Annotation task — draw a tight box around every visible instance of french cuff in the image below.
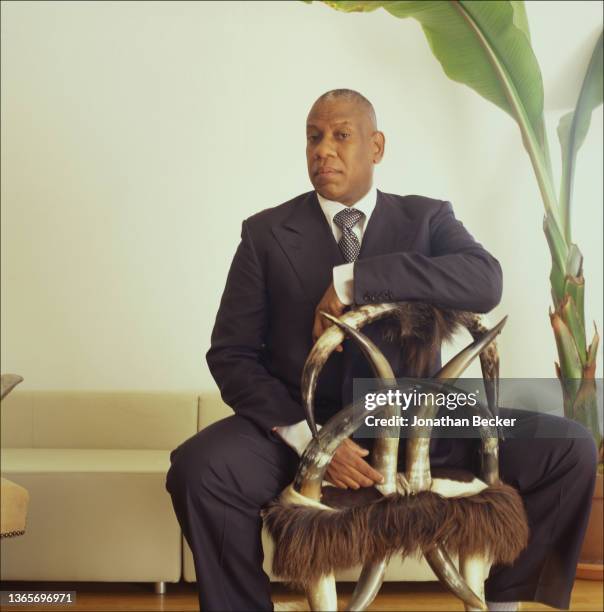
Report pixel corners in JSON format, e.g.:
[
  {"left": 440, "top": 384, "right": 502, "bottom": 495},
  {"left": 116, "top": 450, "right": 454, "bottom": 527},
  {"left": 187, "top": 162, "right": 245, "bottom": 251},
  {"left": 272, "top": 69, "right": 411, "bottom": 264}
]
[
  {"left": 273, "top": 420, "right": 322, "bottom": 456},
  {"left": 333, "top": 262, "right": 355, "bottom": 305}
]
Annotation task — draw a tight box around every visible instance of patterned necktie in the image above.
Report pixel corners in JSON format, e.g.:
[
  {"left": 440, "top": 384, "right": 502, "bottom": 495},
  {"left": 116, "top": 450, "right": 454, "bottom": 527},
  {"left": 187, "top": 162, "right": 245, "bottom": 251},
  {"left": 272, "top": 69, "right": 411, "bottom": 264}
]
[{"left": 333, "top": 207, "right": 364, "bottom": 262}]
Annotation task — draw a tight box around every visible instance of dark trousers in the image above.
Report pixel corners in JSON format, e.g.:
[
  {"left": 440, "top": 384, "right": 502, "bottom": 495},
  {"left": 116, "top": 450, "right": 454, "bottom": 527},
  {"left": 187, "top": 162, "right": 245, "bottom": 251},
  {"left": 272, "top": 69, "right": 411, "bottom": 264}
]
[{"left": 165, "top": 408, "right": 598, "bottom": 611}]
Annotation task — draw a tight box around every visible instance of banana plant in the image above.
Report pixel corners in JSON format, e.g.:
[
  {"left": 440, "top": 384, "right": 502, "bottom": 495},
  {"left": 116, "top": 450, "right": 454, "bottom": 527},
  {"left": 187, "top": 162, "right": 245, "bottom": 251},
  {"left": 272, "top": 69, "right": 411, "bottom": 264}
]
[{"left": 305, "top": 0, "right": 603, "bottom": 459}]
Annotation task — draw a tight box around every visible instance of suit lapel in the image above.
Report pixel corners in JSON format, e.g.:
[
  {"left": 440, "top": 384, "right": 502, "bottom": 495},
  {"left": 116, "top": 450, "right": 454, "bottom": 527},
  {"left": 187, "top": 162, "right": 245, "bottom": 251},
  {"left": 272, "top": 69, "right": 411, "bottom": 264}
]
[
  {"left": 358, "top": 189, "right": 417, "bottom": 260},
  {"left": 272, "top": 191, "right": 345, "bottom": 306}
]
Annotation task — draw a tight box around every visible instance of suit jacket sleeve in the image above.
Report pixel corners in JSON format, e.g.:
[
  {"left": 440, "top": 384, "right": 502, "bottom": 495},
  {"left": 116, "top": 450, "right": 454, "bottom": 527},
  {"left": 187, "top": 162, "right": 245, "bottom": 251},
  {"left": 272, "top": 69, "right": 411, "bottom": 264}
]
[
  {"left": 353, "top": 200, "right": 503, "bottom": 312},
  {"left": 206, "top": 219, "right": 305, "bottom": 433}
]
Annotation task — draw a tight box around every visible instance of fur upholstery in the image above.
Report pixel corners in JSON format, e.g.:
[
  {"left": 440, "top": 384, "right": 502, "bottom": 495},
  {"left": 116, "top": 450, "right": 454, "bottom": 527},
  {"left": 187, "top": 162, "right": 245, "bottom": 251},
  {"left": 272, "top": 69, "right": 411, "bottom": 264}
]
[
  {"left": 263, "top": 479, "right": 528, "bottom": 589},
  {"left": 381, "top": 304, "right": 472, "bottom": 377}
]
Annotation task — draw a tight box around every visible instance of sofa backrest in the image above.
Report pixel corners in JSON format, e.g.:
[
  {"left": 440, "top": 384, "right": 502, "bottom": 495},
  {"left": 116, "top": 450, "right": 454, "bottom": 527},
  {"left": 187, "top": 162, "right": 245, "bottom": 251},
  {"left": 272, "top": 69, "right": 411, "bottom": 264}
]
[
  {"left": 197, "top": 391, "right": 232, "bottom": 430},
  {"left": 1, "top": 391, "right": 198, "bottom": 450}
]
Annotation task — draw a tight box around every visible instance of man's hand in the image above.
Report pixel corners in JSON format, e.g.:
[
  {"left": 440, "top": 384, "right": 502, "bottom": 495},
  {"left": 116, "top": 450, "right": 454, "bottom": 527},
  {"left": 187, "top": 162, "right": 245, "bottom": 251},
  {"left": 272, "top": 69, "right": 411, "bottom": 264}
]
[
  {"left": 313, "top": 282, "right": 346, "bottom": 352},
  {"left": 325, "top": 438, "right": 385, "bottom": 489}
]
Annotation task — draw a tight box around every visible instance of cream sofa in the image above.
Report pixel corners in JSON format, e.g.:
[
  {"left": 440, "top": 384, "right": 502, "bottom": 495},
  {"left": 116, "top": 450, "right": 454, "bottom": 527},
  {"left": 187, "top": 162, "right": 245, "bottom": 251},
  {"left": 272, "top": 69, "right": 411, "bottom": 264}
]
[
  {"left": 0, "top": 391, "right": 197, "bottom": 591},
  {"left": 1, "top": 390, "right": 436, "bottom": 589}
]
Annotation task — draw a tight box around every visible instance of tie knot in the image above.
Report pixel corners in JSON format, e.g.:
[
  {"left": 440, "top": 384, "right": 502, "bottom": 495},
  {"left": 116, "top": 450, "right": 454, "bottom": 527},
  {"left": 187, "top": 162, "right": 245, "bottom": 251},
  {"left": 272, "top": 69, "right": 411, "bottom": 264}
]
[{"left": 333, "top": 207, "right": 364, "bottom": 230}]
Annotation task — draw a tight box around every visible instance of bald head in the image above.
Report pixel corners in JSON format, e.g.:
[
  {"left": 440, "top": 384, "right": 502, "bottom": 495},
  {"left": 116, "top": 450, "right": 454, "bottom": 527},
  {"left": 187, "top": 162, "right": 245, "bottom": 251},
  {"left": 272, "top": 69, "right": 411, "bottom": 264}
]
[
  {"left": 312, "top": 89, "right": 378, "bottom": 131},
  {"left": 306, "top": 89, "right": 385, "bottom": 205}
]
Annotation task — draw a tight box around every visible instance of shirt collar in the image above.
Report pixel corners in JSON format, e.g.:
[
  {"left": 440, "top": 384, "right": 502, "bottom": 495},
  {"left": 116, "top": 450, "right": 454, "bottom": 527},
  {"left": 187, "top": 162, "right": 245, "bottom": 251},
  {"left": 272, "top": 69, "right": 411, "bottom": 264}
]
[{"left": 316, "top": 183, "right": 377, "bottom": 227}]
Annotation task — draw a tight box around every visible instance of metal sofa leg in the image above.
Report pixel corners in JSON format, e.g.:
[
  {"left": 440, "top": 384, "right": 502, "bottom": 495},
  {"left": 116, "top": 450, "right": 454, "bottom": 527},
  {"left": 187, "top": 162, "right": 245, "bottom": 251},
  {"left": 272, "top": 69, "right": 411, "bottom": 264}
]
[{"left": 154, "top": 581, "right": 166, "bottom": 595}]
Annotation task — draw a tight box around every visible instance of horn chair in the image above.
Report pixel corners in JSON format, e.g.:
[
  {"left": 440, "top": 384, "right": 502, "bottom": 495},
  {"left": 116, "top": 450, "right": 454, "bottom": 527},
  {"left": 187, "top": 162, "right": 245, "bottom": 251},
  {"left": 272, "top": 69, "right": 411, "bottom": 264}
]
[{"left": 263, "top": 303, "right": 529, "bottom": 611}]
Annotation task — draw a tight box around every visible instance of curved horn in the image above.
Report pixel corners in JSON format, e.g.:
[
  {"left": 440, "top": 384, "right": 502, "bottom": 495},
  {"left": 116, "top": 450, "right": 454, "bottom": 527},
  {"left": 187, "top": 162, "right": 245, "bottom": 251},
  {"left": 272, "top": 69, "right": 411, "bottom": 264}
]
[
  {"left": 320, "top": 312, "right": 399, "bottom": 494},
  {"left": 460, "top": 553, "right": 492, "bottom": 611},
  {"left": 306, "top": 572, "right": 337, "bottom": 612},
  {"left": 405, "top": 319, "right": 505, "bottom": 609},
  {"left": 424, "top": 546, "right": 487, "bottom": 610},
  {"left": 302, "top": 303, "right": 401, "bottom": 436},
  {"left": 460, "top": 314, "right": 505, "bottom": 485},
  {"left": 406, "top": 316, "right": 507, "bottom": 492},
  {"left": 346, "top": 559, "right": 387, "bottom": 611},
  {"left": 435, "top": 316, "right": 507, "bottom": 380},
  {"left": 295, "top": 385, "right": 417, "bottom": 499},
  {"left": 462, "top": 314, "right": 503, "bottom": 422},
  {"left": 320, "top": 315, "right": 397, "bottom": 611}
]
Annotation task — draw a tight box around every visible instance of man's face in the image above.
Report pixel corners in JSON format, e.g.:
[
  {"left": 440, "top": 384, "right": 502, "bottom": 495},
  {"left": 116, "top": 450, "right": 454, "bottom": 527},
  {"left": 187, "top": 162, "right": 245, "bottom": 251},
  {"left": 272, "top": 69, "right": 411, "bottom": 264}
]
[{"left": 306, "top": 98, "right": 384, "bottom": 206}]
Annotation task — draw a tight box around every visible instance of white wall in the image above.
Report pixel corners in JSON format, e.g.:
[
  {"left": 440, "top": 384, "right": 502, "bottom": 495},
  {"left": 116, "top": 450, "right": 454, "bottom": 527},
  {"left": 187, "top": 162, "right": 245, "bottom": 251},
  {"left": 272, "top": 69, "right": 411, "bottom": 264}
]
[{"left": 1, "top": 0, "right": 602, "bottom": 392}]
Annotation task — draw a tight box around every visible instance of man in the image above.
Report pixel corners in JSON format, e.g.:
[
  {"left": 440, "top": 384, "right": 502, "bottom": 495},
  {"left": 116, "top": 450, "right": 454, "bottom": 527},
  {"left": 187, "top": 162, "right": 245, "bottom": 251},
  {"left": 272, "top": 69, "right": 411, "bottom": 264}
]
[{"left": 166, "top": 89, "right": 597, "bottom": 612}]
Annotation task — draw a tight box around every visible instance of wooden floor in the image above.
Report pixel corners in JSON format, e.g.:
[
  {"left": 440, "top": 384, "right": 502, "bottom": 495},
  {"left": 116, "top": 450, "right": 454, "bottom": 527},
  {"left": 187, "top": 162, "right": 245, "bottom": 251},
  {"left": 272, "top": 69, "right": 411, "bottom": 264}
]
[{"left": 0, "top": 579, "right": 602, "bottom": 611}]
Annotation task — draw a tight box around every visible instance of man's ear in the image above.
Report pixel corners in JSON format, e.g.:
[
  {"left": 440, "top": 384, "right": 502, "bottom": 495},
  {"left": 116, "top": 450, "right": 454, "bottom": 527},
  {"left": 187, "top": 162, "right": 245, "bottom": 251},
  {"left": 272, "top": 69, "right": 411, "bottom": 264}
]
[{"left": 372, "top": 131, "right": 385, "bottom": 164}]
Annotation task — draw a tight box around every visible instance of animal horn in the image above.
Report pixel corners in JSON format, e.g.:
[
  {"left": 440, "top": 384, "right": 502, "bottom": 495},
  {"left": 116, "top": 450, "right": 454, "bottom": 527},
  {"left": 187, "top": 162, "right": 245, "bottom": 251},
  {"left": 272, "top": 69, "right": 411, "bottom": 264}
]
[
  {"left": 406, "top": 316, "right": 507, "bottom": 492},
  {"left": 306, "top": 572, "right": 338, "bottom": 612},
  {"left": 320, "top": 312, "right": 400, "bottom": 494},
  {"left": 318, "top": 314, "right": 398, "bottom": 611},
  {"left": 346, "top": 559, "right": 387, "bottom": 611},
  {"left": 424, "top": 546, "right": 487, "bottom": 610},
  {"left": 326, "top": 316, "right": 504, "bottom": 609},
  {"left": 295, "top": 314, "right": 409, "bottom": 500},
  {"left": 459, "top": 314, "right": 505, "bottom": 486},
  {"left": 302, "top": 303, "right": 401, "bottom": 436},
  {"left": 462, "top": 314, "right": 502, "bottom": 422}
]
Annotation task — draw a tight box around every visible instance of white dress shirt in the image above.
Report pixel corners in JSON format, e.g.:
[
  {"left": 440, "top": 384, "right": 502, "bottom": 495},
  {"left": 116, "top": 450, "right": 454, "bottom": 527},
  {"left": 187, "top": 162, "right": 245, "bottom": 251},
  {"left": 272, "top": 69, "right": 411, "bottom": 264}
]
[{"left": 273, "top": 183, "right": 378, "bottom": 455}]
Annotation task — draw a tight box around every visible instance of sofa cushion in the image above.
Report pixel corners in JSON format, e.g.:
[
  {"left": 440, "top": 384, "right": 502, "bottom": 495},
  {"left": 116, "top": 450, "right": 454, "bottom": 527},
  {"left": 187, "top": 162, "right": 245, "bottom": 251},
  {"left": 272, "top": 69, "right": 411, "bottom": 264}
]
[{"left": 197, "top": 392, "right": 232, "bottom": 430}]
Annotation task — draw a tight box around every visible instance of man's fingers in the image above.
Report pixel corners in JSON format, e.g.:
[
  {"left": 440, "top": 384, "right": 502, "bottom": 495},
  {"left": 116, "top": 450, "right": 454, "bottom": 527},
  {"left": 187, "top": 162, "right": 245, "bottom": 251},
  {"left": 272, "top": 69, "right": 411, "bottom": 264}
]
[
  {"left": 342, "top": 476, "right": 361, "bottom": 490},
  {"left": 313, "top": 311, "right": 343, "bottom": 346},
  {"left": 312, "top": 315, "right": 326, "bottom": 343},
  {"left": 351, "top": 456, "right": 384, "bottom": 483},
  {"left": 328, "top": 462, "right": 375, "bottom": 489},
  {"left": 346, "top": 440, "right": 370, "bottom": 456},
  {"left": 330, "top": 469, "right": 362, "bottom": 490},
  {"left": 329, "top": 449, "right": 383, "bottom": 487},
  {"left": 325, "top": 470, "right": 348, "bottom": 490},
  {"left": 338, "top": 441, "right": 384, "bottom": 484},
  {"left": 341, "top": 466, "right": 374, "bottom": 488}
]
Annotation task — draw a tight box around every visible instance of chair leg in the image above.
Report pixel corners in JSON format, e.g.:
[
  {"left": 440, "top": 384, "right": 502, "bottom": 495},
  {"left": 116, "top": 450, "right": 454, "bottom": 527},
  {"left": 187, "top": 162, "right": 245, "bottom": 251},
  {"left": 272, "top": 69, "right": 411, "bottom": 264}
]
[
  {"left": 460, "top": 554, "right": 491, "bottom": 611},
  {"left": 305, "top": 572, "right": 337, "bottom": 611},
  {"left": 347, "top": 558, "right": 387, "bottom": 611},
  {"left": 154, "top": 581, "right": 166, "bottom": 595}
]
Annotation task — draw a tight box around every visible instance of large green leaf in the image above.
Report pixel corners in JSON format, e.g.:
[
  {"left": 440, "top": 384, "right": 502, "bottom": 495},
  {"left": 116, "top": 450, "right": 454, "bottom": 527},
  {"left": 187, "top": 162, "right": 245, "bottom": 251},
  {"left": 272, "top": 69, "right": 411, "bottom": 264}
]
[
  {"left": 312, "top": 0, "right": 560, "bottom": 225},
  {"left": 557, "top": 31, "right": 603, "bottom": 242}
]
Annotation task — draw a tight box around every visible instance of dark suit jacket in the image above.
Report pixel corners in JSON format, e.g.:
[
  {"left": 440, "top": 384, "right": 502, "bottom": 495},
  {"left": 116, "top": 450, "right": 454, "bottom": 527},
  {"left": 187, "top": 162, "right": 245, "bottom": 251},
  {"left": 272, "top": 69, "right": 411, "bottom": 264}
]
[{"left": 206, "top": 189, "right": 503, "bottom": 434}]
